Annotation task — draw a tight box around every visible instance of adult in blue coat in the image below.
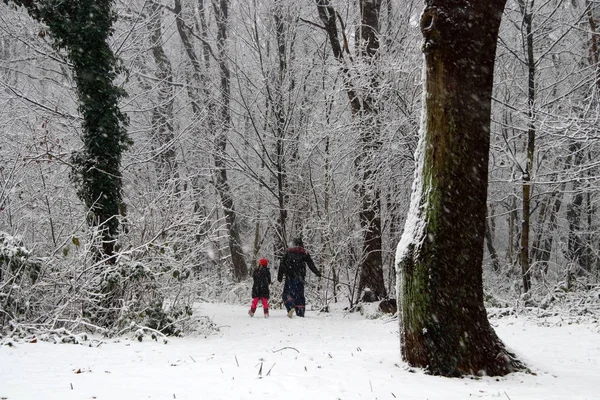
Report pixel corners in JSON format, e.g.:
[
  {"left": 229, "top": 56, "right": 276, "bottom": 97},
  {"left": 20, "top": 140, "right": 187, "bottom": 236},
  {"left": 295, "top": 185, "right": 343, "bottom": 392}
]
[{"left": 277, "top": 238, "right": 321, "bottom": 317}]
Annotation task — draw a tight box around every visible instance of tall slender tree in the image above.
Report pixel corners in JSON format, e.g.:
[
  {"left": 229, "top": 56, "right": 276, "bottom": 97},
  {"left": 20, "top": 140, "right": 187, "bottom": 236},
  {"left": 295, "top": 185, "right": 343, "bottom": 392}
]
[
  {"left": 396, "top": 0, "right": 524, "bottom": 376},
  {"left": 148, "top": 0, "right": 179, "bottom": 192},
  {"left": 174, "top": 0, "right": 247, "bottom": 281},
  {"left": 315, "top": 0, "right": 387, "bottom": 301},
  {"left": 354, "top": 0, "right": 386, "bottom": 302},
  {"left": 213, "top": 0, "right": 248, "bottom": 281},
  {"left": 516, "top": 0, "right": 535, "bottom": 293}
]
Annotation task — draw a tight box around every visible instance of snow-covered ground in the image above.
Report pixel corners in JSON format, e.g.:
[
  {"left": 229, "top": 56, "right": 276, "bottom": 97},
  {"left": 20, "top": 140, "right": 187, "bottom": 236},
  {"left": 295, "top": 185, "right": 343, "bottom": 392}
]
[{"left": 1, "top": 302, "right": 598, "bottom": 399}]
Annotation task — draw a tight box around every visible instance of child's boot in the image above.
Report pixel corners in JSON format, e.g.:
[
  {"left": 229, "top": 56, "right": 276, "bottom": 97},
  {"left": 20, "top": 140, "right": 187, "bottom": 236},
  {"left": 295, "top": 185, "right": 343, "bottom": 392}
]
[
  {"left": 248, "top": 308, "right": 255, "bottom": 317},
  {"left": 264, "top": 309, "right": 269, "bottom": 318}
]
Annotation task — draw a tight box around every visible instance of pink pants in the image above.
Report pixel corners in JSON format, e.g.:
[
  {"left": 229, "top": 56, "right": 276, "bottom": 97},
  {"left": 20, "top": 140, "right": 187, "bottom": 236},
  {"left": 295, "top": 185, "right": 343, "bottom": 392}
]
[{"left": 250, "top": 297, "right": 269, "bottom": 313}]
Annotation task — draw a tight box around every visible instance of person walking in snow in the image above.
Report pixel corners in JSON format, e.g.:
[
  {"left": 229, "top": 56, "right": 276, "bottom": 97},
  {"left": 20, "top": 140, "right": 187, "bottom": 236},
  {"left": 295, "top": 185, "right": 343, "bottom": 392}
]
[
  {"left": 278, "top": 237, "right": 321, "bottom": 317},
  {"left": 249, "top": 258, "right": 272, "bottom": 318}
]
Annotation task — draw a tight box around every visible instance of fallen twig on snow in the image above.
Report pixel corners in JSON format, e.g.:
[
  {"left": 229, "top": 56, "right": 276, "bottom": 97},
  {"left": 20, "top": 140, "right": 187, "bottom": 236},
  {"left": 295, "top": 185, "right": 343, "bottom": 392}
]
[{"left": 272, "top": 346, "right": 299, "bottom": 353}]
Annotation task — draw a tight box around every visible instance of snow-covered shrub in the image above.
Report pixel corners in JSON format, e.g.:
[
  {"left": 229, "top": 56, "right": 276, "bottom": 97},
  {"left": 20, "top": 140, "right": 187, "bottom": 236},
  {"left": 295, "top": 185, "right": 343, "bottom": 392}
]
[
  {"left": 0, "top": 231, "right": 39, "bottom": 281},
  {"left": 78, "top": 245, "right": 200, "bottom": 336},
  {"left": 0, "top": 223, "right": 214, "bottom": 339},
  {"left": 0, "top": 232, "right": 41, "bottom": 328}
]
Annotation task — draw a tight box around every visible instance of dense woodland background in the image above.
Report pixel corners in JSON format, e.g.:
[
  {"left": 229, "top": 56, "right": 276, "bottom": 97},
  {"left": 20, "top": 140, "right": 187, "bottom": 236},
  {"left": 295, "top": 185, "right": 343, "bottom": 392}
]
[{"left": 1, "top": 0, "right": 599, "bottom": 336}]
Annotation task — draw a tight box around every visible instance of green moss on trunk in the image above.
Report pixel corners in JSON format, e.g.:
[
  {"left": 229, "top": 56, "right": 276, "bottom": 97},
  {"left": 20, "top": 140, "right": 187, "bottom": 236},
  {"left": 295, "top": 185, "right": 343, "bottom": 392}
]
[{"left": 398, "top": 1, "right": 525, "bottom": 377}]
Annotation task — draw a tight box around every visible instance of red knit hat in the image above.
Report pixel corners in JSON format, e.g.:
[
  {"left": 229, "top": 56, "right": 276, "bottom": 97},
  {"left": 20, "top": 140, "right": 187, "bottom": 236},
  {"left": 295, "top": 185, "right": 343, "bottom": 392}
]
[{"left": 259, "top": 258, "right": 268, "bottom": 266}]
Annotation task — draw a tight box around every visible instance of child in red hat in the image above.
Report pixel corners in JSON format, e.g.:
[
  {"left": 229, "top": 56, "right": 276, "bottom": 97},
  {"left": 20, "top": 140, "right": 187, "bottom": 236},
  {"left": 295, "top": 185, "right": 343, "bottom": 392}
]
[{"left": 249, "top": 258, "right": 271, "bottom": 318}]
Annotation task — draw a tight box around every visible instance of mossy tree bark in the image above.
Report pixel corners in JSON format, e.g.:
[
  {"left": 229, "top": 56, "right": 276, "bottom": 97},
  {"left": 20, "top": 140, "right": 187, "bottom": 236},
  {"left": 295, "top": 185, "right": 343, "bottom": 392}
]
[
  {"left": 396, "top": 0, "right": 525, "bottom": 376},
  {"left": 8, "top": 0, "right": 130, "bottom": 261}
]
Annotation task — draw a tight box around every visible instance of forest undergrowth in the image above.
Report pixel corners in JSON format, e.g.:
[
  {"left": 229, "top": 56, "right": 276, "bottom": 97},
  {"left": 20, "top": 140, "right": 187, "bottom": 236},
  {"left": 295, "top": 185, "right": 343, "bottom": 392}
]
[{"left": 2, "top": 230, "right": 599, "bottom": 346}]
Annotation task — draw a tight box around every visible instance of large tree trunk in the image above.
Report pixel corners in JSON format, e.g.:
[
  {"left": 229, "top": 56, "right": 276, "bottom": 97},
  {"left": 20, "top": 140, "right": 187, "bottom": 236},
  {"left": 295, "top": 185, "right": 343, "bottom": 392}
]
[{"left": 396, "top": 1, "right": 524, "bottom": 376}]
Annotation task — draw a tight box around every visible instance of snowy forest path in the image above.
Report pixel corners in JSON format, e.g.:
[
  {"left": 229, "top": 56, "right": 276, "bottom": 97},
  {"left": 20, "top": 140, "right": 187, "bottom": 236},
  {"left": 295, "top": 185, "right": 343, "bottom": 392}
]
[
  {"left": 1, "top": 303, "right": 599, "bottom": 399},
  {"left": 196, "top": 302, "right": 401, "bottom": 397}
]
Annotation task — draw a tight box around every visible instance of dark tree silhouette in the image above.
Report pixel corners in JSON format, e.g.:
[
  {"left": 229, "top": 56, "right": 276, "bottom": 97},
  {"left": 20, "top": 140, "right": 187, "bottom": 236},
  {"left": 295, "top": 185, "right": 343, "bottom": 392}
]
[
  {"left": 396, "top": 0, "right": 525, "bottom": 376},
  {"left": 8, "top": 0, "right": 130, "bottom": 261}
]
